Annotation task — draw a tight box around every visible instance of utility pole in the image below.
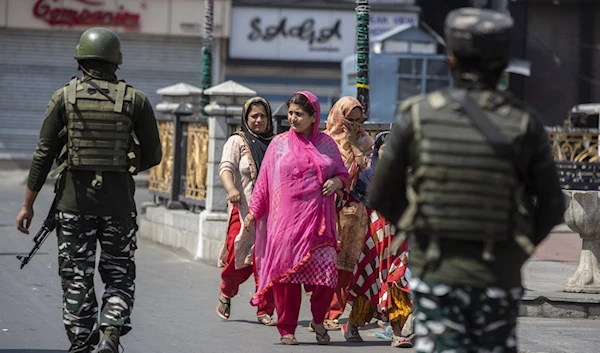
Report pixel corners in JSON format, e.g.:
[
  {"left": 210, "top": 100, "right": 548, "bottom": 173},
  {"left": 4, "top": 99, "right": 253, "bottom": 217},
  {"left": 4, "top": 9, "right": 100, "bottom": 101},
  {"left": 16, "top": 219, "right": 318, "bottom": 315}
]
[
  {"left": 355, "top": 0, "right": 370, "bottom": 121},
  {"left": 200, "top": 0, "right": 214, "bottom": 118}
]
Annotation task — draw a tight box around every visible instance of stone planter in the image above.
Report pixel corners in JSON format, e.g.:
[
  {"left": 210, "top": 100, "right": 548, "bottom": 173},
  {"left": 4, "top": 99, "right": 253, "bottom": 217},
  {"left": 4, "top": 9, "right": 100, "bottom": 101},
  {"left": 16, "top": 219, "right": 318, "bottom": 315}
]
[{"left": 563, "top": 190, "right": 600, "bottom": 293}]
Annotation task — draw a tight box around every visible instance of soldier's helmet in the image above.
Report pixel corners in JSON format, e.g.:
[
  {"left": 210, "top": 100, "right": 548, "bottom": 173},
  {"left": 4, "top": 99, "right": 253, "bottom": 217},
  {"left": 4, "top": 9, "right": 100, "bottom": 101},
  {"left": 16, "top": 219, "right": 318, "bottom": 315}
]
[
  {"left": 74, "top": 27, "right": 122, "bottom": 65},
  {"left": 444, "top": 8, "right": 513, "bottom": 61}
]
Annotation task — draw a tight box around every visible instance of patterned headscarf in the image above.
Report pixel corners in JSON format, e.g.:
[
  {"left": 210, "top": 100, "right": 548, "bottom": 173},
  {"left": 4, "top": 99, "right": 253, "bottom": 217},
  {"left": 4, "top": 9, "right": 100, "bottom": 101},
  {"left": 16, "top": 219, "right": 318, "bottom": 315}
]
[
  {"left": 324, "top": 96, "right": 374, "bottom": 188},
  {"left": 236, "top": 97, "right": 274, "bottom": 173}
]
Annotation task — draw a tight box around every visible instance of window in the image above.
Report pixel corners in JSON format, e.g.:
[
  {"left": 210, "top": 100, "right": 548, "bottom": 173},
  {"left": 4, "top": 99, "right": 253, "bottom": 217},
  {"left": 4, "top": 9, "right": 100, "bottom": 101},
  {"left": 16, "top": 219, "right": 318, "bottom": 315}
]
[
  {"left": 347, "top": 73, "right": 357, "bottom": 85},
  {"left": 396, "top": 56, "right": 451, "bottom": 103},
  {"left": 398, "top": 58, "right": 423, "bottom": 75},
  {"left": 398, "top": 78, "right": 423, "bottom": 102}
]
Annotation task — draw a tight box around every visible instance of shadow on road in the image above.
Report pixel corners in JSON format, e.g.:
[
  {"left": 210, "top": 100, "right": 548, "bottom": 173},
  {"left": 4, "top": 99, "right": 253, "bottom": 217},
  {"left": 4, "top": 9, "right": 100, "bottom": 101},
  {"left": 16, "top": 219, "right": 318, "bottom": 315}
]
[
  {"left": 0, "top": 253, "right": 49, "bottom": 256},
  {"left": 0, "top": 351, "right": 66, "bottom": 353}
]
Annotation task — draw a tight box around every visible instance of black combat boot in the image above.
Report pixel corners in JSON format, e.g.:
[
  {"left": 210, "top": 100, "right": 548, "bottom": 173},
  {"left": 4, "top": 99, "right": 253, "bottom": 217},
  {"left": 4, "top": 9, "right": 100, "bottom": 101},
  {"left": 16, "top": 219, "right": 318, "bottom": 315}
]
[{"left": 96, "top": 326, "right": 120, "bottom": 353}]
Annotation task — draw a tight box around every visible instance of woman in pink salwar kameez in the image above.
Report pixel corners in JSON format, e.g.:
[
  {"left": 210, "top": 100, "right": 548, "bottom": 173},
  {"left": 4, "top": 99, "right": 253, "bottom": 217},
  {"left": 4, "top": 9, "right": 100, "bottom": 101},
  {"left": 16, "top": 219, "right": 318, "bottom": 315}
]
[{"left": 244, "top": 91, "right": 348, "bottom": 345}]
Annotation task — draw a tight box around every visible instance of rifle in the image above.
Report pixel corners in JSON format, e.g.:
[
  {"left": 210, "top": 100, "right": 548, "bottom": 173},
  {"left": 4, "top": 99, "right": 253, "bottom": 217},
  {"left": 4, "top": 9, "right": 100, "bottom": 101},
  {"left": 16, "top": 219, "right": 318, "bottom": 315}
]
[{"left": 17, "top": 197, "right": 59, "bottom": 269}]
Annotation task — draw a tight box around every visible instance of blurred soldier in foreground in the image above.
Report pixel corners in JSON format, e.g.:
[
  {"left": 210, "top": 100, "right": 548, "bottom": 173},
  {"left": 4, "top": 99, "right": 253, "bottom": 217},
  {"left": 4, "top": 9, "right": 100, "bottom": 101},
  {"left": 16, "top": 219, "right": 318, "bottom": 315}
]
[
  {"left": 369, "top": 8, "right": 565, "bottom": 353},
  {"left": 16, "top": 27, "right": 161, "bottom": 353}
]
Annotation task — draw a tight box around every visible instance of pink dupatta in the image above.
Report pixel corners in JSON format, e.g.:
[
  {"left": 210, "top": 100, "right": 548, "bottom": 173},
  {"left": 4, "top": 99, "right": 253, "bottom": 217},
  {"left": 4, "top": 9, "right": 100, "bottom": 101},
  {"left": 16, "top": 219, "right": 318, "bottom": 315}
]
[{"left": 248, "top": 91, "right": 349, "bottom": 305}]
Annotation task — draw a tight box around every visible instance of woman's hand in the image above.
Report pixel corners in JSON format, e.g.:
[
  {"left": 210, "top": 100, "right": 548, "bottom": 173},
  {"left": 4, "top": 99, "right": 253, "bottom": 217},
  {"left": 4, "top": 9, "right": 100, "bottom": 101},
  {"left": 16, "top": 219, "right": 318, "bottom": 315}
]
[
  {"left": 244, "top": 213, "right": 255, "bottom": 231},
  {"left": 226, "top": 189, "right": 241, "bottom": 204},
  {"left": 322, "top": 177, "right": 343, "bottom": 196},
  {"left": 343, "top": 122, "right": 360, "bottom": 146}
]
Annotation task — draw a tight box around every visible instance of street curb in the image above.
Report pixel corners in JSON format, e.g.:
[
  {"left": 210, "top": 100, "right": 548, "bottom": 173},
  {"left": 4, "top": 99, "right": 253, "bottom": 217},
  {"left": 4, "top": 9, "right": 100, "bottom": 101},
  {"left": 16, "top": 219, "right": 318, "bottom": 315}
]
[{"left": 520, "top": 291, "right": 600, "bottom": 319}]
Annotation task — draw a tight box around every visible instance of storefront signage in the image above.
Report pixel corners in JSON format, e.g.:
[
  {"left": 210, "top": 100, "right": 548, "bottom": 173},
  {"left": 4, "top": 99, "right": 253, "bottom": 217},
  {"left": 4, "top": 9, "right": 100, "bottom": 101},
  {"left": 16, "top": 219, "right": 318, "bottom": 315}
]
[
  {"left": 230, "top": 7, "right": 419, "bottom": 62},
  {"left": 32, "top": 0, "right": 141, "bottom": 30},
  {"left": 248, "top": 17, "right": 342, "bottom": 45},
  {"left": 370, "top": 13, "right": 418, "bottom": 36}
]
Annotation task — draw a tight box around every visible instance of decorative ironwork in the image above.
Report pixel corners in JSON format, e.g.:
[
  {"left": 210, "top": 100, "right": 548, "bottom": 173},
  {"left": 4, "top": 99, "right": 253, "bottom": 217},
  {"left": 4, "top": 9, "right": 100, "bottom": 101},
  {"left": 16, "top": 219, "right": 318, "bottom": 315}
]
[
  {"left": 185, "top": 122, "right": 209, "bottom": 200},
  {"left": 546, "top": 127, "right": 600, "bottom": 190},
  {"left": 149, "top": 120, "right": 174, "bottom": 194},
  {"left": 546, "top": 128, "right": 599, "bottom": 162}
]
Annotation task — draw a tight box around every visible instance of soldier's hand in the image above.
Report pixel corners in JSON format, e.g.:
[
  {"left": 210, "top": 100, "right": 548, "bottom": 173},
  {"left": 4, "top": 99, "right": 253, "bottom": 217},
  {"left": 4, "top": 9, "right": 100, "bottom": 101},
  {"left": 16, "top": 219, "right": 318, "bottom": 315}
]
[
  {"left": 16, "top": 206, "right": 34, "bottom": 235},
  {"left": 244, "top": 213, "right": 255, "bottom": 231}
]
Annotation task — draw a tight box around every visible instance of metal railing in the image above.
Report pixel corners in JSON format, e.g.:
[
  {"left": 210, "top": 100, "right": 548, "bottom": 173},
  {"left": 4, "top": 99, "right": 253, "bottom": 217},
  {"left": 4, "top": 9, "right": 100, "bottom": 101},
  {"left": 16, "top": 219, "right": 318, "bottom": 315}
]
[
  {"left": 149, "top": 121, "right": 600, "bottom": 210},
  {"left": 149, "top": 114, "right": 208, "bottom": 212},
  {"left": 546, "top": 127, "right": 600, "bottom": 190}
]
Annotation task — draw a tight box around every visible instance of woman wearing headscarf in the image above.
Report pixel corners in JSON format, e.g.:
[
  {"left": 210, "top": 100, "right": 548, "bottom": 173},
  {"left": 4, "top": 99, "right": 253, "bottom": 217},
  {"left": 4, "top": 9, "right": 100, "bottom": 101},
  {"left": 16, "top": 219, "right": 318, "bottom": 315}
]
[
  {"left": 244, "top": 91, "right": 349, "bottom": 345},
  {"left": 216, "top": 97, "right": 277, "bottom": 326},
  {"left": 337, "top": 132, "right": 413, "bottom": 348},
  {"left": 322, "top": 96, "right": 374, "bottom": 329}
]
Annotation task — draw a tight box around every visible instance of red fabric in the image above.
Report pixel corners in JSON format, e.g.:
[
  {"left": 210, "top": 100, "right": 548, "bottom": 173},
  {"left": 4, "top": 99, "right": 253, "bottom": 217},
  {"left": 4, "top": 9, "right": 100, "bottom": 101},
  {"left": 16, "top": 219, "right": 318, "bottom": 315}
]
[
  {"left": 273, "top": 283, "right": 335, "bottom": 336},
  {"left": 325, "top": 269, "right": 353, "bottom": 320},
  {"left": 346, "top": 209, "right": 411, "bottom": 318},
  {"left": 221, "top": 204, "right": 275, "bottom": 316}
]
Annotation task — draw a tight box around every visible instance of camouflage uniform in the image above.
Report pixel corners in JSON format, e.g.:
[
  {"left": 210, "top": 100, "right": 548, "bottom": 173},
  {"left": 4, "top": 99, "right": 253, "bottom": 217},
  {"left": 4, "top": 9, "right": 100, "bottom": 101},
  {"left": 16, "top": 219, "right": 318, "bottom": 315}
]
[
  {"left": 411, "top": 279, "right": 522, "bottom": 353},
  {"left": 58, "top": 212, "right": 138, "bottom": 350},
  {"left": 24, "top": 27, "right": 162, "bottom": 353},
  {"left": 368, "top": 8, "right": 566, "bottom": 353}
]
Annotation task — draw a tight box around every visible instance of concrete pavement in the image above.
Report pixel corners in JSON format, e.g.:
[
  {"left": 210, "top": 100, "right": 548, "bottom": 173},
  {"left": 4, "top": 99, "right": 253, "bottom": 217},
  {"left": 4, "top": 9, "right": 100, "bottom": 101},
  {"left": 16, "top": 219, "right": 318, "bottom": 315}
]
[
  {"left": 0, "top": 170, "right": 412, "bottom": 352},
  {"left": 2, "top": 169, "right": 600, "bottom": 353}
]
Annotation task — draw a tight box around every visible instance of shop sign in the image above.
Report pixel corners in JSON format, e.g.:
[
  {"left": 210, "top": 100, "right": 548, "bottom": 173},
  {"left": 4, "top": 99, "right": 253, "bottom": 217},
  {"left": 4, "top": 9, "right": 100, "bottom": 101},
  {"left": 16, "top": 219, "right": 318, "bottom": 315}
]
[
  {"left": 32, "top": 0, "right": 141, "bottom": 30},
  {"left": 230, "top": 7, "right": 418, "bottom": 62}
]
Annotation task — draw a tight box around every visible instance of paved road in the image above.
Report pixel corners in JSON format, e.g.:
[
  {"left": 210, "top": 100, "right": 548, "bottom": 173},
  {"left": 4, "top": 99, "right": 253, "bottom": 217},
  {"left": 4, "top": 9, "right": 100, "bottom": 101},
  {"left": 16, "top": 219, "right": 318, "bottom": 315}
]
[
  {"left": 0, "top": 172, "right": 410, "bottom": 352},
  {"left": 1, "top": 170, "right": 599, "bottom": 353}
]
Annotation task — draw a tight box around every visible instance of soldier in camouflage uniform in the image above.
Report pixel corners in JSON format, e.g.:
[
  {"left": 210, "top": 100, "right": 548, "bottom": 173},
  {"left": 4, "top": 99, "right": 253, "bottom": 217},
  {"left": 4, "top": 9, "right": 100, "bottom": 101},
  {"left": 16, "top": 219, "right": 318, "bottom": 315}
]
[
  {"left": 16, "top": 27, "right": 162, "bottom": 353},
  {"left": 368, "top": 8, "right": 566, "bottom": 353}
]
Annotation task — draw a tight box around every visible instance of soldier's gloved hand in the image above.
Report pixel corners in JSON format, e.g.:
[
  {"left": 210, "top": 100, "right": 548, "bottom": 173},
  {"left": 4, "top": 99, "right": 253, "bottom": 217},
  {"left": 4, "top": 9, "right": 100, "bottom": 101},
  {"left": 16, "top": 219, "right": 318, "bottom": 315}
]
[
  {"left": 244, "top": 213, "right": 255, "bottom": 232},
  {"left": 16, "top": 206, "right": 34, "bottom": 235}
]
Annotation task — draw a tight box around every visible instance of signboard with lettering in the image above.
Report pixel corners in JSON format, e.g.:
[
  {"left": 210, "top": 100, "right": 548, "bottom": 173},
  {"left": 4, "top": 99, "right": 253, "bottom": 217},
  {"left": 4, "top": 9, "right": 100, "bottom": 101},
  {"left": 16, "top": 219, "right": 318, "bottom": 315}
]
[
  {"left": 31, "top": 0, "right": 142, "bottom": 30},
  {"left": 229, "top": 7, "right": 419, "bottom": 62},
  {"left": 370, "top": 13, "right": 418, "bottom": 37},
  {"left": 1, "top": 0, "right": 230, "bottom": 38}
]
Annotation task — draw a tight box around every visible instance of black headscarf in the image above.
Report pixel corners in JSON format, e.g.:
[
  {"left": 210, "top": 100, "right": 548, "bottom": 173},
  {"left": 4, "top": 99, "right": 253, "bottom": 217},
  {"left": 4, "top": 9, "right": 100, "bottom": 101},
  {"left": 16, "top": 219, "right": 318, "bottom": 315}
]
[{"left": 235, "top": 97, "right": 275, "bottom": 173}]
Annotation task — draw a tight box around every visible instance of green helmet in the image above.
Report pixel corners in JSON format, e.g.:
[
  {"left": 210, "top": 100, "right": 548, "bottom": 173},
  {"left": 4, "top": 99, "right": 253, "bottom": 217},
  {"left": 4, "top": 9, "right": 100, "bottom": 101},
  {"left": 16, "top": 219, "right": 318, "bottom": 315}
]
[{"left": 74, "top": 27, "right": 122, "bottom": 65}]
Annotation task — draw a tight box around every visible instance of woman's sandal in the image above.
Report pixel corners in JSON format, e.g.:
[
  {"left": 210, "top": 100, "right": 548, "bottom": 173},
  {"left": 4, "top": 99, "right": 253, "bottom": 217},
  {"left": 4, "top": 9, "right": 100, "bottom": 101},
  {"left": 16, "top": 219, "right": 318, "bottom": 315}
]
[
  {"left": 310, "top": 322, "right": 330, "bottom": 345},
  {"left": 257, "top": 314, "right": 277, "bottom": 326},
  {"left": 342, "top": 323, "right": 364, "bottom": 343},
  {"left": 391, "top": 336, "right": 413, "bottom": 348},
  {"left": 216, "top": 294, "right": 231, "bottom": 320},
  {"left": 323, "top": 319, "right": 342, "bottom": 330},
  {"left": 280, "top": 334, "right": 298, "bottom": 345}
]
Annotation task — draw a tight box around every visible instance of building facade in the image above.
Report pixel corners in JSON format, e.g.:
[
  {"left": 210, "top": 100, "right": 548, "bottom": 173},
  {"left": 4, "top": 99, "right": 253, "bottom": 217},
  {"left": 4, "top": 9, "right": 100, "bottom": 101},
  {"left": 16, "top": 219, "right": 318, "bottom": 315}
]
[
  {"left": 0, "top": 0, "right": 231, "bottom": 160},
  {"left": 225, "top": 0, "right": 421, "bottom": 121}
]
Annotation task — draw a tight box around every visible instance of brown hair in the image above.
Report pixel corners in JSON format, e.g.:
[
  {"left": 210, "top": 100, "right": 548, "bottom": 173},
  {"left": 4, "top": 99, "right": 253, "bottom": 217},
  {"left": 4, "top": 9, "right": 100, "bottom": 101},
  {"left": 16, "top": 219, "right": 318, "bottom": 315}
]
[{"left": 287, "top": 93, "right": 315, "bottom": 116}]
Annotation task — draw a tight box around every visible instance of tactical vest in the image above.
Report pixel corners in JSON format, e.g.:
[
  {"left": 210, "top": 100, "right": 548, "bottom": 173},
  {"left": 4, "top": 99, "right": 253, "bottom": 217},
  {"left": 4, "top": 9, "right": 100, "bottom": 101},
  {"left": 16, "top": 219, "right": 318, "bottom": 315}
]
[
  {"left": 397, "top": 90, "right": 534, "bottom": 262},
  {"left": 51, "top": 77, "right": 140, "bottom": 188}
]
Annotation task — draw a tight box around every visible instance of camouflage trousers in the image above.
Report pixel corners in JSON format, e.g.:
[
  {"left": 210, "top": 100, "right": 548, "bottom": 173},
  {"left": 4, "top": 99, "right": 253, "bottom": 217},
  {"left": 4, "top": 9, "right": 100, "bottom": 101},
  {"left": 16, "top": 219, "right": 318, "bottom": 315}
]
[
  {"left": 411, "top": 279, "right": 522, "bottom": 353},
  {"left": 57, "top": 212, "right": 138, "bottom": 353}
]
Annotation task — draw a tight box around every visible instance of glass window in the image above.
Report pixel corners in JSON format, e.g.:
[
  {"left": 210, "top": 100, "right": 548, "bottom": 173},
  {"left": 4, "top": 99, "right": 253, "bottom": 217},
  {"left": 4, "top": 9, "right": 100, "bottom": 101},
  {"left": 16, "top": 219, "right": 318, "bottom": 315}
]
[
  {"left": 427, "top": 59, "right": 449, "bottom": 77},
  {"left": 398, "top": 58, "right": 423, "bottom": 75},
  {"left": 347, "top": 73, "right": 356, "bottom": 85},
  {"left": 398, "top": 78, "right": 423, "bottom": 102},
  {"left": 426, "top": 79, "right": 451, "bottom": 93}
]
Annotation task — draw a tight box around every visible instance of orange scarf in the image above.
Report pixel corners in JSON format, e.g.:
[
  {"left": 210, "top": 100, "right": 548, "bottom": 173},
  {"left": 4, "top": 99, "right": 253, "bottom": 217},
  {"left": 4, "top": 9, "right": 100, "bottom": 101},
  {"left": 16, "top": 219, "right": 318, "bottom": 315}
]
[{"left": 324, "top": 96, "right": 374, "bottom": 189}]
